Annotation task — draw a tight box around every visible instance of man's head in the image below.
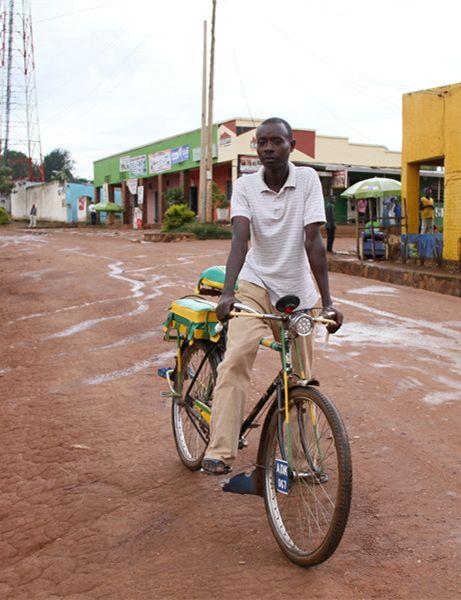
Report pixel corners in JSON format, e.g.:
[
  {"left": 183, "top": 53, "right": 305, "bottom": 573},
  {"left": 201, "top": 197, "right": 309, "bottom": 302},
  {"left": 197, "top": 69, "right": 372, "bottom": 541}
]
[
  {"left": 425, "top": 187, "right": 433, "bottom": 197},
  {"left": 256, "top": 117, "right": 295, "bottom": 169}
]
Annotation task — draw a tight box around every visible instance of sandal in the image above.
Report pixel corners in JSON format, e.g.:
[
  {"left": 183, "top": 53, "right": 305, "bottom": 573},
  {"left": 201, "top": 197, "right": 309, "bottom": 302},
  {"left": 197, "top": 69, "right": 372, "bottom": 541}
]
[{"left": 202, "top": 458, "right": 232, "bottom": 476}]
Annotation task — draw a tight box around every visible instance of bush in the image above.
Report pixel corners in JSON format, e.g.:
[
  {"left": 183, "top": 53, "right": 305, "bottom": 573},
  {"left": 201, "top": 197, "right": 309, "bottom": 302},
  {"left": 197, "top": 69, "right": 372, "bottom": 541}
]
[
  {"left": 165, "top": 187, "right": 184, "bottom": 207},
  {"left": 175, "top": 222, "right": 232, "bottom": 240},
  {"left": 162, "top": 203, "right": 195, "bottom": 231},
  {"left": 212, "top": 182, "right": 229, "bottom": 209},
  {"left": 0, "top": 207, "right": 9, "bottom": 225}
]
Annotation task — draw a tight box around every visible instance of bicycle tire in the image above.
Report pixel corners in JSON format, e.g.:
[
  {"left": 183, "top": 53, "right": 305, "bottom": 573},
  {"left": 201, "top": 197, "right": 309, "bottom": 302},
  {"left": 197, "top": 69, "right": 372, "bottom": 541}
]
[
  {"left": 261, "top": 386, "right": 352, "bottom": 567},
  {"left": 171, "top": 340, "right": 219, "bottom": 470}
]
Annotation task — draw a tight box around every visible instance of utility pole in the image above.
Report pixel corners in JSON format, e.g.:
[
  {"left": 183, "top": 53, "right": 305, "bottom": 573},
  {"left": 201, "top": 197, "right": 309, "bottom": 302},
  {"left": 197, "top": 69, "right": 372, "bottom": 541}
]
[
  {"left": 198, "top": 20, "right": 207, "bottom": 223},
  {"left": 205, "top": 0, "right": 216, "bottom": 223}
]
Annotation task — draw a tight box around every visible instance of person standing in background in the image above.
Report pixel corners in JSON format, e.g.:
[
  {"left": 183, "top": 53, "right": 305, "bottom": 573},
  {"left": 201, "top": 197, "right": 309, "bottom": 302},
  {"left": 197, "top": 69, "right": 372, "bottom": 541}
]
[
  {"left": 89, "top": 200, "right": 97, "bottom": 225},
  {"left": 325, "top": 196, "right": 336, "bottom": 252},
  {"left": 420, "top": 187, "right": 435, "bottom": 233},
  {"left": 29, "top": 204, "right": 37, "bottom": 228},
  {"left": 357, "top": 198, "right": 367, "bottom": 223}
]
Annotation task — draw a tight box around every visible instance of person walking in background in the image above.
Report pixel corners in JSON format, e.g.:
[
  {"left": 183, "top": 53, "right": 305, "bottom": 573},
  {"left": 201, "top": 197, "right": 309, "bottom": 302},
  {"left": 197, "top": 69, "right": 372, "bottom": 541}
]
[
  {"left": 29, "top": 204, "right": 37, "bottom": 228},
  {"left": 89, "top": 200, "right": 97, "bottom": 225},
  {"left": 325, "top": 196, "right": 336, "bottom": 252},
  {"left": 394, "top": 197, "right": 402, "bottom": 228},
  {"left": 420, "top": 187, "right": 435, "bottom": 233},
  {"left": 382, "top": 196, "right": 395, "bottom": 228}
]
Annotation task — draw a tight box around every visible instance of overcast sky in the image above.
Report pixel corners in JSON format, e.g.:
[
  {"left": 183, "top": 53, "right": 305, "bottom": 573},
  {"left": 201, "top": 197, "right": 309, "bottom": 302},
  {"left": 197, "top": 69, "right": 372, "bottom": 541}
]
[{"left": 32, "top": 0, "right": 460, "bottom": 179}]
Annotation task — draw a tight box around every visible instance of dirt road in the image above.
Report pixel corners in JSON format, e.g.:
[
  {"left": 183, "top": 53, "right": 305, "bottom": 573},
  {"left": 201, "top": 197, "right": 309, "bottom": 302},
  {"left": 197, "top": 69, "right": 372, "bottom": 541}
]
[{"left": 1, "top": 227, "right": 460, "bottom": 599}]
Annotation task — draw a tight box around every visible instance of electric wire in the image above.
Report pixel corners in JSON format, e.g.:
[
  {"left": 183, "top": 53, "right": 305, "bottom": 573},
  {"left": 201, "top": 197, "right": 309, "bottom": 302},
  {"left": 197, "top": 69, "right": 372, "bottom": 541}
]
[
  {"left": 41, "top": 28, "right": 125, "bottom": 103},
  {"left": 41, "top": 33, "right": 151, "bottom": 129},
  {"left": 35, "top": 2, "right": 122, "bottom": 24},
  {"left": 231, "top": 47, "right": 256, "bottom": 127},
  {"left": 268, "top": 21, "right": 402, "bottom": 114},
  {"left": 45, "top": 48, "right": 153, "bottom": 137}
]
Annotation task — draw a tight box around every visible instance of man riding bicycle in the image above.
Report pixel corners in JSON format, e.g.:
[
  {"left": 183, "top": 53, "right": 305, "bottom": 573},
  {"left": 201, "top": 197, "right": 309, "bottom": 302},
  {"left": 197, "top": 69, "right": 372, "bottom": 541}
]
[{"left": 202, "top": 117, "right": 343, "bottom": 476}]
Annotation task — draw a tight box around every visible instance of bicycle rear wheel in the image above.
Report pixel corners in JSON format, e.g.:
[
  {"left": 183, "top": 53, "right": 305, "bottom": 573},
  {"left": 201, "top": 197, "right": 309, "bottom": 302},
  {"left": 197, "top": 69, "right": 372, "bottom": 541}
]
[
  {"left": 261, "top": 386, "right": 352, "bottom": 567},
  {"left": 172, "top": 341, "right": 218, "bottom": 470}
]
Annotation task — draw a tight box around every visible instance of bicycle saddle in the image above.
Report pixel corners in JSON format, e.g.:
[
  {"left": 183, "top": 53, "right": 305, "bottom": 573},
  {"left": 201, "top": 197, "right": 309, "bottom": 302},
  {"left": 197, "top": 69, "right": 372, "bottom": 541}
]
[{"left": 275, "top": 295, "right": 300, "bottom": 314}]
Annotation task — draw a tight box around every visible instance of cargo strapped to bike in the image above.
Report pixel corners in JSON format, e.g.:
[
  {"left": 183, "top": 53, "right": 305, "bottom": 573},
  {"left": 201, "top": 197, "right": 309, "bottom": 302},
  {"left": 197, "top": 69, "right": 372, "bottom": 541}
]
[
  {"left": 163, "top": 297, "right": 221, "bottom": 342},
  {"left": 195, "top": 265, "right": 238, "bottom": 295}
]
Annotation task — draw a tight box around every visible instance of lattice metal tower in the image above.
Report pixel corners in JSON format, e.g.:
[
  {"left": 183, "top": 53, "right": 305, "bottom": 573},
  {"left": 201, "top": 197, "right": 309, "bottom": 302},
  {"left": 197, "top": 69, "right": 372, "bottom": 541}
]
[{"left": 0, "top": 0, "right": 43, "bottom": 180}]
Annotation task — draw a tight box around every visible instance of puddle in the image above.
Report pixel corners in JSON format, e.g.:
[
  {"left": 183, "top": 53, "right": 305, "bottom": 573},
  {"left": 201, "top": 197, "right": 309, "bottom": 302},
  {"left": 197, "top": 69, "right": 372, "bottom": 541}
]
[
  {"left": 82, "top": 350, "right": 176, "bottom": 386},
  {"left": 45, "top": 302, "right": 149, "bottom": 339},
  {"left": 93, "top": 330, "right": 158, "bottom": 351},
  {"left": 347, "top": 285, "right": 400, "bottom": 296}
]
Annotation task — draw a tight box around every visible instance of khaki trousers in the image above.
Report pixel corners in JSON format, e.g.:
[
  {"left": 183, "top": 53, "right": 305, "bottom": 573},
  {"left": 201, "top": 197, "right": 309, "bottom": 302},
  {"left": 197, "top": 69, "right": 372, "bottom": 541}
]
[{"left": 205, "top": 281, "right": 314, "bottom": 464}]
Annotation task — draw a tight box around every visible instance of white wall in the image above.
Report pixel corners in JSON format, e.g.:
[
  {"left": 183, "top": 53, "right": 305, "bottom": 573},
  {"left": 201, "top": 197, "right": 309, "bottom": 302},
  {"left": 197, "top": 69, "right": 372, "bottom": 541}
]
[{"left": 11, "top": 181, "right": 67, "bottom": 222}]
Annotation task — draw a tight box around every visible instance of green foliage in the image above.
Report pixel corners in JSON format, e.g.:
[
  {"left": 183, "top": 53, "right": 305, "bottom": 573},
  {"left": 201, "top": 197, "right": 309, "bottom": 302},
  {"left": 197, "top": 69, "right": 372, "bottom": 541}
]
[
  {"left": 165, "top": 187, "right": 185, "bottom": 207},
  {"left": 44, "top": 148, "right": 74, "bottom": 182},
  {"left": 162, "top": 203, "right": 196, "bottom": 231},
  {"left": 2, "top": 150, "right": 29, "bottom": 180},
  {"left": 212, "top": 182, "right": 229, "bottom": 208},
  {"left": 0, "top": 206, "right": 9, "bottom": 225},
  {"left": 0, "top": 165, "right": 15, "bottom": 196},
  {"left": 175, "top": 222, "right": 232, "bottom": 240}
]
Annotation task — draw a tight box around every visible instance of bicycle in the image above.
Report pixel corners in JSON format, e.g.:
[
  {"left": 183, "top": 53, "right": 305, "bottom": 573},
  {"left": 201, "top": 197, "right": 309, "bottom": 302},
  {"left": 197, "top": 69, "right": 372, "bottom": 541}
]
[{"left": 160, "top": 293, "right": 352, "bottom": 568}]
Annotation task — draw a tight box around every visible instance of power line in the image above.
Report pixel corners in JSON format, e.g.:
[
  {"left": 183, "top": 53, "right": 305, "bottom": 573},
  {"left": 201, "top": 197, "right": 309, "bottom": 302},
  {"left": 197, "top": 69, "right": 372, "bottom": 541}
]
[
  {"left": 49, "top": 48, "right": 154, "bottom": 136},
  {"left": 41, "top": 29, "right": 125, "bottom": 103},
  {"left": 42, "top": 34, "right": 151, "bottom": 129},
  {"left": 231, "top": 47, "right": 256, "bottom": 127},
  {"left": 269, "top": 21, "right": 401, "bottom": 114},
  {"left": 35, "top": 2, "right": 122, "bottom": 24}
]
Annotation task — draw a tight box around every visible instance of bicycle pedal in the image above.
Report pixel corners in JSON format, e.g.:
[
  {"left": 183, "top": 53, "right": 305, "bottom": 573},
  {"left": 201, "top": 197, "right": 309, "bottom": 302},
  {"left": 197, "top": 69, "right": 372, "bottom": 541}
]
[
  {"left": 157, "top": 367, "right": 174, "bottom": 379},
  {"left": 238, "top": 437, "right": 248, "bottom": 449},
  {"left": 248, "top": 423, "right": 260, "bottom": 429},
  {"left": 160, "top": 391, "right": 180, "bottom": 398}
]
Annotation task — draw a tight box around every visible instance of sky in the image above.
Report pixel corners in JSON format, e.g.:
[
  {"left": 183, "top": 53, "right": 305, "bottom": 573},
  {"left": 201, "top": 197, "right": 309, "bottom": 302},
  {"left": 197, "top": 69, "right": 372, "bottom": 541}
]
[{"left": 31, "top": 0, "right": 461, "bottom": 180}]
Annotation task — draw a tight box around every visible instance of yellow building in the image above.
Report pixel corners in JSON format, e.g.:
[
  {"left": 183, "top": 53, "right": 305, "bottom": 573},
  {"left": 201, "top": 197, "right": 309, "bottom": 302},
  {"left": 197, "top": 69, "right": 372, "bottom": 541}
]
[{"left": 402, "top": 82, "right": 461, "bottom": 261}]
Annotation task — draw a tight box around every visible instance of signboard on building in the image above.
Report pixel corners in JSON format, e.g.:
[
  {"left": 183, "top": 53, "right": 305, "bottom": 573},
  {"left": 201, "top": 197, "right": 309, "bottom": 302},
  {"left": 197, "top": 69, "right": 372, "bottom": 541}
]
[
  {"left": 137, "top": 185, "right": 144, "bottom": 205},
  {"left": 119, "top": 155, "right": 130, "bottom": 172},
  {"left": 127, "top": 178, "right": 138, "bottom": 195},
  {"left": 149, "top": 150, "right": 172, "bottom": 173},
  {"left": 171, "top": 145, "right": 190, "bottom": 165},
  {"left": 192, "top": 144, "right": 217, "bottom": 162},
  {"left": 332, "top": 170, "right": 348, "bottom": 188},
  {"left": 239, "top": 155, "right": 261, "bottom": 175},
  {"left": 102, "top": 182, "right": 109, "bottom": 202},
  {"left": 129, "top": 155, "right": 147, "bottom": 177}
]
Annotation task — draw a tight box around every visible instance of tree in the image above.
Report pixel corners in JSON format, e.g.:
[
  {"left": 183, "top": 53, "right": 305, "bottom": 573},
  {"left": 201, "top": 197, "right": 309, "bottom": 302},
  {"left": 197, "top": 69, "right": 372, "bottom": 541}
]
[
  {"left": 2, "top": 150, "right": 29, "bottom": 180},
  {"left": 165, "top": 187, "right": 185, "bottom": 208},
  {"left": 0, "top": 165, "right": 15, "bottom": 196},
  {"left": 44, "top": 148, "right": 74, "bottom": 182}
]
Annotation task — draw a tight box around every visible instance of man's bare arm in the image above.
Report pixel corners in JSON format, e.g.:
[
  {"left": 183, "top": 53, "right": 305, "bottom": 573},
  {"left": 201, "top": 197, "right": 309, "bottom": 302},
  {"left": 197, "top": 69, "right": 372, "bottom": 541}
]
[
  {"left": 304, "top": 222, "right": 343, "bottom": 333},
  {"left": 217, "top": 216, "right": 250, "bottom": 321}
]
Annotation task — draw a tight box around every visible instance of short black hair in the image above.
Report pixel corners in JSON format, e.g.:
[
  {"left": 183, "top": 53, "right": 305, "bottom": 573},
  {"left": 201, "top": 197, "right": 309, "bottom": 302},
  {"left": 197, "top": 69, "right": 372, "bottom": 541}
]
[{"left": 258, "top": 117, "right": 293, "bottom": 140}]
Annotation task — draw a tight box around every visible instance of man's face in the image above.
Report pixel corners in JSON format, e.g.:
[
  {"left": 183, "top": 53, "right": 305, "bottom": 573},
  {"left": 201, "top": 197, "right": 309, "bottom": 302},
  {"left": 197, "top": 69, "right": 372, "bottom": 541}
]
[{"left": 256, "top": 122, "right": 295, "bottom": 169}]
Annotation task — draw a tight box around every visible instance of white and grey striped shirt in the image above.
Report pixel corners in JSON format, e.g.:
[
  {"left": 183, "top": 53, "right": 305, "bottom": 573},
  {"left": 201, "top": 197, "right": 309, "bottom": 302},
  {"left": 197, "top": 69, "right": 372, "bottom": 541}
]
[{"left": 231, "top": 162, "right": 326, "bottom": 309}]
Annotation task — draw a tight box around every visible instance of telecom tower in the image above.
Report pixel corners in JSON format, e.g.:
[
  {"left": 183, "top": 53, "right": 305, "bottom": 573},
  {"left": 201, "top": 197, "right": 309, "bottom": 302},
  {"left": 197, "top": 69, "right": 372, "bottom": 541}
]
[{"left": 0, "top": 0, "right": 44, "bottom": 182}]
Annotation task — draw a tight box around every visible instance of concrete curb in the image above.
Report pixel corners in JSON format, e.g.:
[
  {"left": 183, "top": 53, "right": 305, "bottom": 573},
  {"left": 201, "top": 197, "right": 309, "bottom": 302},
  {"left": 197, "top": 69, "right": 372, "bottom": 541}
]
[{"left": 328, "top": 255, "right": 461, "bottom": 297}]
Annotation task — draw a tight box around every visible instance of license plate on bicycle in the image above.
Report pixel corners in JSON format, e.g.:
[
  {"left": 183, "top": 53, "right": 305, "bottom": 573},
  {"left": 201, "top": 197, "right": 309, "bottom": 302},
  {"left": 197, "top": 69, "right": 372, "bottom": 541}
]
[{"left": 275, "top": 459, "right": 289, "bottom": 494}]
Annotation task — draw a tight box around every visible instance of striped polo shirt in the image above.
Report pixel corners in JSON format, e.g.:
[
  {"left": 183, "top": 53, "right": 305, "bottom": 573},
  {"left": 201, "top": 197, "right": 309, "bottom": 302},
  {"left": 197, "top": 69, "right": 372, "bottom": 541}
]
[{"left": 231, "top": 162, "right": 326, "bottom": 309}]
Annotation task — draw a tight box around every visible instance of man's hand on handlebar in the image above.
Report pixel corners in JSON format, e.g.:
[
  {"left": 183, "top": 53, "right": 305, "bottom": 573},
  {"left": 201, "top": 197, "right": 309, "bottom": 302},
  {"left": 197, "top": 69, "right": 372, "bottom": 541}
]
[
  {"left": 320, "top": 305, "right": 343, "bottom": 334},
  {"left": 216, "top": 292, "right": 236, "bottom": 322}
]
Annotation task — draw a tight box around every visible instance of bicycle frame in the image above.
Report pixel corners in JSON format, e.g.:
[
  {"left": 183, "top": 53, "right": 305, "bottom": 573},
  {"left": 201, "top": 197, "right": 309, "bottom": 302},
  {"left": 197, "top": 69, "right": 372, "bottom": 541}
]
[{"left": 175, "top": 313, "right": 321, "bottom": 472}]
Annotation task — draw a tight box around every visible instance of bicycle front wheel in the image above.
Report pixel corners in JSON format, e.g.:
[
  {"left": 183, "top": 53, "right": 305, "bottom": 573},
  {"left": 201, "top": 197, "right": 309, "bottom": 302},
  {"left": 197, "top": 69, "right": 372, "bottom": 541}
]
[
  {"left": 172, "top": 341, "right": 218, "bottom": 470},
  {"left": 261, "top": 386, "right": 352, "bottom": 567}
]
